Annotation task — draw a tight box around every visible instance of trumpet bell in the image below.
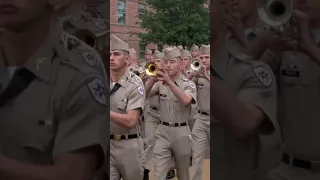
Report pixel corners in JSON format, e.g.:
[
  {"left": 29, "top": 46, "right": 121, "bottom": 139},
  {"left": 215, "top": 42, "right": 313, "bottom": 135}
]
[
  {"left": 258, "top": 0, "right": 293, "bottom": 29},
  {"left": 145, "top": 62, "right": 158, "bottom": 76},
  {"left": 191, "top": 59, "right": 202, "bottom": 71}
]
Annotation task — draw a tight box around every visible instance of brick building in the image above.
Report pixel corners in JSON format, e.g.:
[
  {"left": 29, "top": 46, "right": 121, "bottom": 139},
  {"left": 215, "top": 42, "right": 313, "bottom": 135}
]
[{"left": 110, "top": 0, "right": 157, "bottom": 61}]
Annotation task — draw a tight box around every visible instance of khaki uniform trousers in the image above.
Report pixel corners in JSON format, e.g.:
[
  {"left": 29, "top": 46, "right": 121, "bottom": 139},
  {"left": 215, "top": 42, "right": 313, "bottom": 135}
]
[
  {"left": 190, "top": 117, "right": 210, "bottom": 180},
  {"left": 110, "top": 137, "right": 144, "bottom": 180},
  {"left": 265, "top": 163, "right": 320, "bottom": 180},
  {"left": 143, "top": 107, "right": 160, "bottom": 170},
  {"left": 153, "top": 124, "right": 191, "bottom": 180}
]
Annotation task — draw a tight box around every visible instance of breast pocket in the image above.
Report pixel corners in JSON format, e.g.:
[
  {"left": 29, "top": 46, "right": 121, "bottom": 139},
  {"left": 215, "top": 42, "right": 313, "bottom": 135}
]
[
  {"left": 117, "top": 99, "right": 128, "bottom": 111},
  {"left": 22, "top": 118, "right": 56, "bottom": 164}
]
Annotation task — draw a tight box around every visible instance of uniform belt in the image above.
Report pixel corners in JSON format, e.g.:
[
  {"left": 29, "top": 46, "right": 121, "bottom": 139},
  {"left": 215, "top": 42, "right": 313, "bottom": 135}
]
[
  {"left": 159, "top": 121, "right": 187, "bottom": 127},
  {"left": 198, "top": 110, "right": 209, "bottom": 116},
  {"left": 150, "top": 106, "right": 158, "bottom": 110},
  {"left": 110, "top": 134, "right": 139, "bottom": 141},
  {"left": 282, "top": 153, "right": 320, "bottom": 171}
]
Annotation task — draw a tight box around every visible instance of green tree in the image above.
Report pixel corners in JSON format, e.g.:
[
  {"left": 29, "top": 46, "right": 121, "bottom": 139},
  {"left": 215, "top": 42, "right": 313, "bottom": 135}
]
[{"left": 137, "top": 0, "right": 210, "bottom": 49}]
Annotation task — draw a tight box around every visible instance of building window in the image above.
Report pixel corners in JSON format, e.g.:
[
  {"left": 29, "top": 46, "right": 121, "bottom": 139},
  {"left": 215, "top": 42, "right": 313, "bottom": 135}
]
[
  {"left": 140, "top": 44, "right": 146, "bottom": 61},
  {"left": 117, "top": 0, "right": 126, "bottom": 24},
  {"left": 138, "top": 4, "right": 146, "bottom": 20}
]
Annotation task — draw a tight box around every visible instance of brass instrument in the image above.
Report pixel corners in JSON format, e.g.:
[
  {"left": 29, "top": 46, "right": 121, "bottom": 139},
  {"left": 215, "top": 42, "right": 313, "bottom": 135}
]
[
  {"left": 190, "top": 59, "right": 202, "bottom": 72},
  {"left": 145, "top": 62, "right": 158, "bottom": 77},
  {"left": 129, "top": 67, "right": 146, "bottom": 79},
  {"left": 258, "top": 0, "right": 293, "bottom": 31}
]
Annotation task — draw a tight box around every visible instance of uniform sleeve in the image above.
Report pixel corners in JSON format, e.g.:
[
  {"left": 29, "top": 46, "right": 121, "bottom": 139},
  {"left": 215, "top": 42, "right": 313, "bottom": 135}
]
[
  {"left": 148, "top": 81, "right": 159, "bottom": 97},
  {"left": 260, "top": 50, "right": 281, "bottom": 74},
  {"left": 127, "top": 84, "right": 146, "bottom": 112},
  {"left": 237, "top": 64, "right": 277, "bottom": 135},
  {"left": 184, "top": 80, "right": 197, "bottom": 105},
  {"left": 53, "top": 76, "right": 108, "bottom": 168}
]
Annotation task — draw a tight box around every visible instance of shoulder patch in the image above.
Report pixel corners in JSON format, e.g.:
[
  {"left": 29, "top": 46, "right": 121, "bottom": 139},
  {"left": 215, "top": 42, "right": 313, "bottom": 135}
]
[
  {"left": 82, "top": 51, "right": 97, "bottom": 66},
  {"left": 188, "top": 82, "right": 196, "bottom": 90},
  {"left": 253, "top": 67, "right": 273, "bottom": 86},
  {"left": 87, "top": 78, "right": 106, "bottom": 105},
  {"left": 138, "top": 86, "right": 144, "bottom": 95}
]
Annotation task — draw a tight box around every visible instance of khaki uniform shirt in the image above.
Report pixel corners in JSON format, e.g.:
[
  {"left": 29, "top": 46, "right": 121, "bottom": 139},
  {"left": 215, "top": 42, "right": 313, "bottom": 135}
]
[
  {"left": 260, "top": 29, "right": 320, "bottom": 161},
  {"left": 0, "top": 25, "right": 108, "bottom": 165},
  {"left": 211, "top": 38, "right": 280, "bottom": 180},
  {"left": 192, "top": 72, "right": 210, "bottom": 122},
  {"left": 149, "top": 75, "right": 197, "bottom": 123},
  {"left": 110, "top": 70, "right": 145, "bottom": 135},
  {"left": 61, "top": 6, "right": 108, "bottom": 53}
]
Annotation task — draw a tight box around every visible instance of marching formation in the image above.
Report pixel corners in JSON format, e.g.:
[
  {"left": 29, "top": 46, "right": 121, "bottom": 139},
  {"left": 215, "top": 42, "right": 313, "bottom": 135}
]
[{"left": 109, "top": 35, "right": 210, "bottom": 180}]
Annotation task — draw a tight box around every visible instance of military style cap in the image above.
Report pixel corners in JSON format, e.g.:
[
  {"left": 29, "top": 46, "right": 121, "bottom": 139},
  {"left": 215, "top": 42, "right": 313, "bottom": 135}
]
[
  {"left": 181, "top": 50, "right": 191, "bottom": 58},
  {"left": 190, "top": 44, "right": 199, "bottom": 51},
  {"left": 146, "top": 49, "right": 152, "bottom": 54},
  {"left": 110, "top": 34, "right": 129, "bottom": 52},
  {"left": 129, "top": 48, "right": 136, "bottom": 55},
  {"left": 152, "top": 50, "right": 165, "bottom": 59},
  {"left": 164, "top": 46, "right": 181, "bottom": 60},
  {"left": 199, "top": 44, "right": 210, "bottom": 54}
]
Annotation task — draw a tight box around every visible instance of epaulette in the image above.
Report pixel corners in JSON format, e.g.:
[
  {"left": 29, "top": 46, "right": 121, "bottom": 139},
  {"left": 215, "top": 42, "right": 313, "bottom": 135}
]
[
  {"left": 57, "top": 32, "right": 106, "bottom": 77},
  {"left": 127, "top": 71, "right": 143, "bottom": 85}
]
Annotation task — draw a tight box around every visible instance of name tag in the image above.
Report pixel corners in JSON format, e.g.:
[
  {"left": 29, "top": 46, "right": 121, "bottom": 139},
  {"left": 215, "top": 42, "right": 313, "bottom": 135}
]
[{"left": 281, "top": 69, "right": 300, "bottom": 77}]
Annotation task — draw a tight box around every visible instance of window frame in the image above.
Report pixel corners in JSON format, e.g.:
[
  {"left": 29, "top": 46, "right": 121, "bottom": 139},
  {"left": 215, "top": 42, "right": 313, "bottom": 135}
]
[{"left": 117, "top": 0, "right": 126, "bottom": 25}]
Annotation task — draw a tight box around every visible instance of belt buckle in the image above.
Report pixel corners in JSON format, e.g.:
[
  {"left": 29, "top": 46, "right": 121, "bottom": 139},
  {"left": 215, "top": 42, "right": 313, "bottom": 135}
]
[
  {"left": 311, "top": 160, "right": 320, "bottom": 172},
  {"left": 114, "top": 134, "right": 121, "bottom": 141},
  {"left": 168, "top": 122, "right": 175, "bottom": 127}
]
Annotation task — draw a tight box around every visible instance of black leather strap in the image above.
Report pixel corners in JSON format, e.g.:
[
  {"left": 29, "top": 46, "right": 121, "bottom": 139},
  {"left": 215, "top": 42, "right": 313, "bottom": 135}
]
[
  {"left": 160, "top": 121, "right": 187, "bottom": 127},
  {"left": 0, "top": 68, "right": 35, "bottom": 108},
  {"left": 198, "top": 110, "right": 209, "bottom": 116},
  {"left": 110, "top": 134, "right": 138, "bottom": 140},
  {"left": 282, "top": 153, "right": 320, "bottom": 170}
]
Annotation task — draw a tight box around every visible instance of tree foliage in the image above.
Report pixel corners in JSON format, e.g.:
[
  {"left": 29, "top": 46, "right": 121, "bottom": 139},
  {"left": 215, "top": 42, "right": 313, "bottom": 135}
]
[{"left": 137, "top": 0, "right": 210, "bottom": 48}]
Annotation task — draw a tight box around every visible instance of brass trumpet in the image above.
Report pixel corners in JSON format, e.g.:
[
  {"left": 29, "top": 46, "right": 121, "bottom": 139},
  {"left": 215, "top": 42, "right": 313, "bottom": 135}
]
[
  {"left": 145, "top": 62, "right": 158, "bottom": 77},
  {"left": 258, "top": 0, "right": 293, "bottom": 30},
  {"left": 190, "top": 59, "right": 202, "bottom": 72}
]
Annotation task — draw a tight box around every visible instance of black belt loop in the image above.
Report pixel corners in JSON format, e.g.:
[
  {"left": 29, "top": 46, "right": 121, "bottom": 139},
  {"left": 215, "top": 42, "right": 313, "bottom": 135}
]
[
  {"left": 110, "top": 133, "right": 139, "bottom": 141},
  {"left": 159, "top": 121, "right": 187, "bottom": 127}
]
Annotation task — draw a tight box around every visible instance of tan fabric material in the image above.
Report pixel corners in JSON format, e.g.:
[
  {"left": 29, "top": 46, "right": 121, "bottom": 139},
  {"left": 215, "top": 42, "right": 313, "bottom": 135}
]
[
  {"left": 109, "top": 70, "right": 145, "bottom": 179},
  {"left": 60, "top": 6, "right": 108, "bottom": 52},
  {"left": 110, "top": 138, "right": 144, "bottom": 180},
  {"left": 210, "top": 38, "right": 281, "bottom": 180},
  {"left": 152, "top": 51, "right": 165, "bottom": 59},
  {"left": 0, "top": 25, "right": 108, "bottom": 167},
  {"left": 110, "top": 34, "right": 129, "bottom": 52},
  {"left": 199, "top": 44, "right": 210, "bottom": 55},
  {"left": 164, "top": 46, "right": 182, "bottom": 60},
  {"left": 129, "top": 48, "right": 137, "bottom": 55},
  {"left": 190, "top": 44, "right": 199, "bottom": 51},
  {"left": 181, "top": 50, "right": 192, "bottom": 58},
  {"left": 191, "top": 119, "right": 210, "bottom": 180},
  {"left": 260, "top": 30, "right": 320, "bottom": 180}
]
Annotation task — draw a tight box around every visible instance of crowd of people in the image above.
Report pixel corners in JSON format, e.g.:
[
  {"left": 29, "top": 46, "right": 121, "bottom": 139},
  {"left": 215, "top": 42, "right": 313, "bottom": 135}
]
[{"left": 110, "top": 34, "right": 210, "bottom": 180}]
